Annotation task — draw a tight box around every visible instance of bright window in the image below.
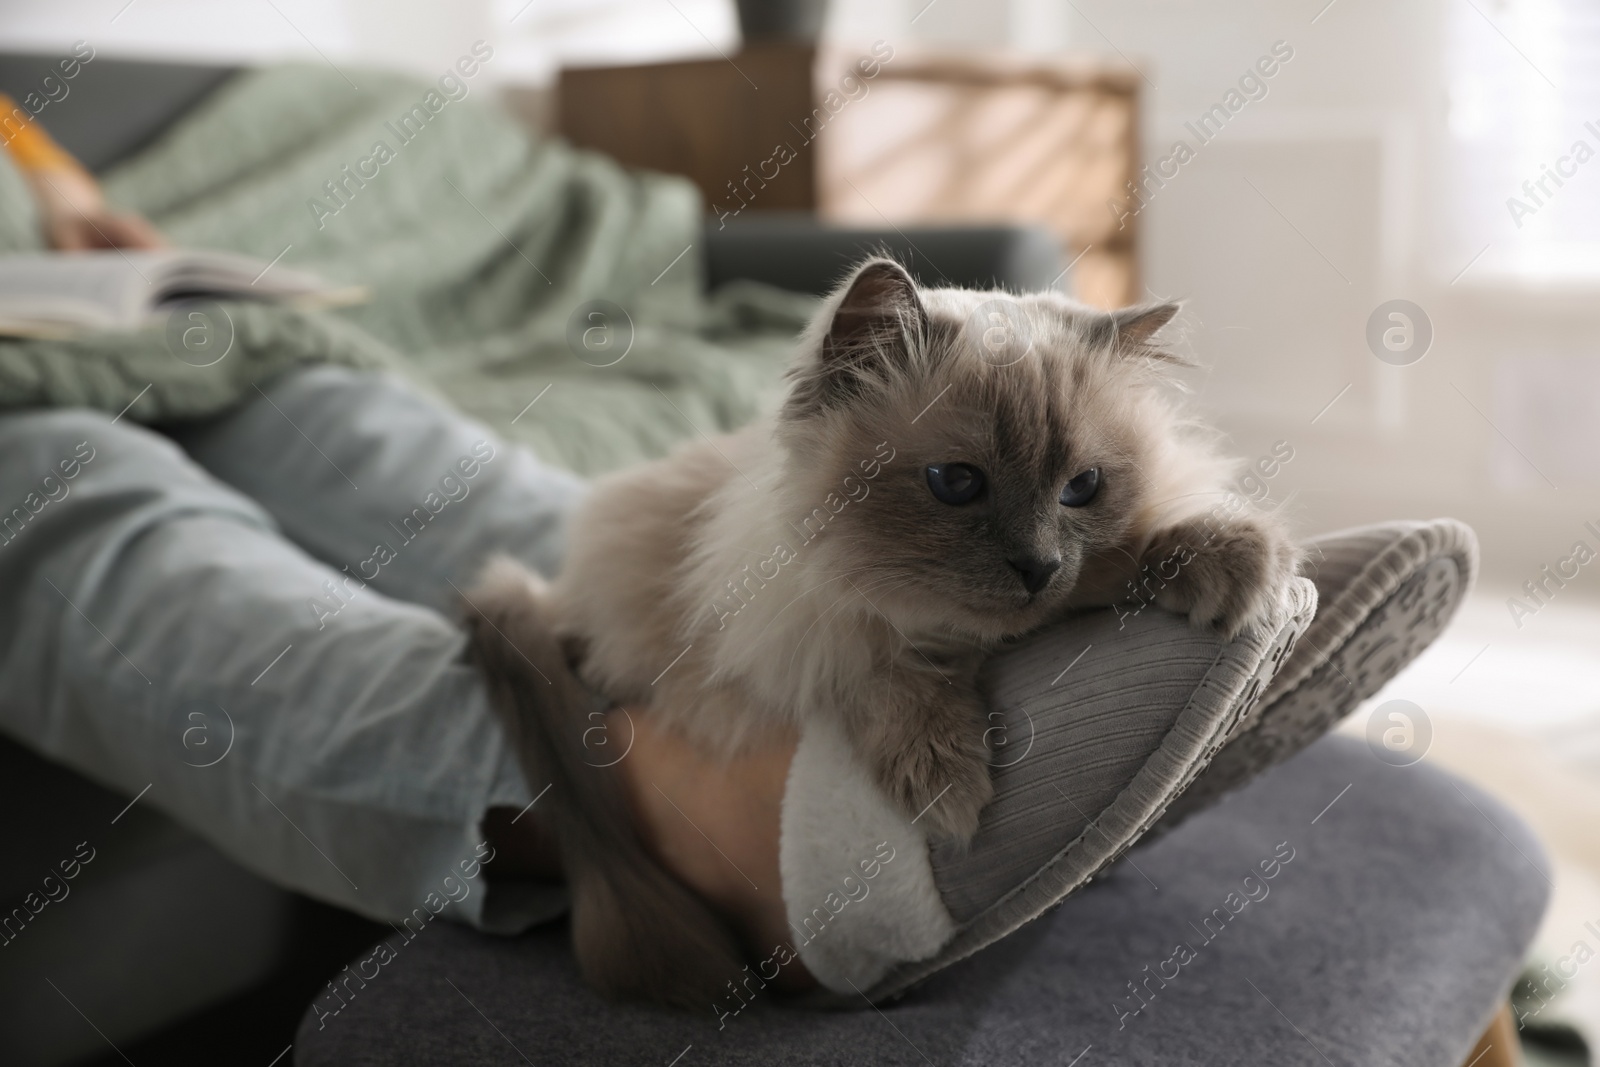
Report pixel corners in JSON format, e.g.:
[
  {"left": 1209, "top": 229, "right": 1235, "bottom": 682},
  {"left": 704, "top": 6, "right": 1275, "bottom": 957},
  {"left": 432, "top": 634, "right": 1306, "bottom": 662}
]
[{"left": 1444, "top": 0, "right": 1600, "bottom": 282}]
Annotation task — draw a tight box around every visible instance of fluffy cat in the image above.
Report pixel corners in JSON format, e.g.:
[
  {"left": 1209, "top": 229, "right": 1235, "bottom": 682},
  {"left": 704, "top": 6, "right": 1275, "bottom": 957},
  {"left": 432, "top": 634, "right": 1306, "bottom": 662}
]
[{"left": 464, "top": 257, "right": 1297, "bottom": 1003}]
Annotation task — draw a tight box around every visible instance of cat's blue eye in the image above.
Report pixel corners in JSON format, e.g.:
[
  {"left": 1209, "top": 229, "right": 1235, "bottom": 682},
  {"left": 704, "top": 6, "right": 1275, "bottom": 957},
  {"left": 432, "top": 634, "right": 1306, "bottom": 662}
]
[
  {"left": 926, "top": 463, "right": 985, "bottom": 505},
  {"left": 1060, "top": 467, "right": 1101, "bottom": 507}
]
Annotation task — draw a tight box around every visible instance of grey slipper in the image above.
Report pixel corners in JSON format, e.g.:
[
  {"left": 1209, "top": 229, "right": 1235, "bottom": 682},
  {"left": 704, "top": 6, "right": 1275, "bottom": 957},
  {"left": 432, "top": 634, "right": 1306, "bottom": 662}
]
[
  {"left": 776, "top": 575, "right": 1318, "bottom": 1006},
  {"left": 1154, "top": 518, "right": 1478, "bottom": 830}
]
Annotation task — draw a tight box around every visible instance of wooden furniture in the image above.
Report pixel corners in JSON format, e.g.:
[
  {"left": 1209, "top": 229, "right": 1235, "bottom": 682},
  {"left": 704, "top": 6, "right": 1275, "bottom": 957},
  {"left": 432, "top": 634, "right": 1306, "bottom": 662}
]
[
  {"left": 556, "top": 45, "right": 1142, "bottom": 307},
  {"left": 818, "top": 50, "right": 1141, "bottom": 308},
  {"left": 557, "top": 42, "right": 820, "bottom": 215}
]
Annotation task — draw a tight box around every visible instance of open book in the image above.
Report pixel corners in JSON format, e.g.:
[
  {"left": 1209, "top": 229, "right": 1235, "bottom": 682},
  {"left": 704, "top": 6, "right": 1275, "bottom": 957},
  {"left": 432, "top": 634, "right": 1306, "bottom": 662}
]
[{"left": 0, "top": 249, "right": 368, "bottom": 338}]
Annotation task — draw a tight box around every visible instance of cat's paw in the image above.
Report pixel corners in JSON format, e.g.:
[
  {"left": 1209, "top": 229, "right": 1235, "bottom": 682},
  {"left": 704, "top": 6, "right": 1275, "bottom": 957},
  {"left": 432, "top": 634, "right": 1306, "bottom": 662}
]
[
  {"left": 876, "top": 727, "right": 995, "bottom": 841},
  {"left": 471, "top": 553, "right": 551, "bottom": 606},
  {"left": 1143, "top": 514, "right": 1298, "bottom": 639}
]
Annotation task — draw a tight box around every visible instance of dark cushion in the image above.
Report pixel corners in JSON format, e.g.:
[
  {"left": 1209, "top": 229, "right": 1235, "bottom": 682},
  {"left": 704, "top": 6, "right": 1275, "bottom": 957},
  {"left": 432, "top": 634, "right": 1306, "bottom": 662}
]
[
  {"left": 0, "top": 53, "right": 237, "bottom": 173},
  {"left": 702, "top": 212, "right": 1065, "bottom": 295},
  {"left": 294, "top": 735, "right": 1549, "bottom": 1066},
  {"left": 0, "top": 734, "right": 297, "bottom": 1064}
]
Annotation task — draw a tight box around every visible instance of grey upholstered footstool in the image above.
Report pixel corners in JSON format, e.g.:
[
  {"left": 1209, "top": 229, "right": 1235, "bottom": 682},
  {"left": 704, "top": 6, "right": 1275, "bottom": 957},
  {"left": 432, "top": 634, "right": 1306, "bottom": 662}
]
[{"left": 295, "top": 735, "right": 1547, "bottom": 1066}]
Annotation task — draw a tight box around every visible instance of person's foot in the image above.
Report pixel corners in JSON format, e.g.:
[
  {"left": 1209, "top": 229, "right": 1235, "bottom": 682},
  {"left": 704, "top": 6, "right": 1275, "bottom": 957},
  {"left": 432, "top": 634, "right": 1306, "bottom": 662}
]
[
  {"left": 610, "top": 710, "right": 815, "bottom": 992},
  {"left": 482, "top": 708, "right": 813, "bottom": 991}
]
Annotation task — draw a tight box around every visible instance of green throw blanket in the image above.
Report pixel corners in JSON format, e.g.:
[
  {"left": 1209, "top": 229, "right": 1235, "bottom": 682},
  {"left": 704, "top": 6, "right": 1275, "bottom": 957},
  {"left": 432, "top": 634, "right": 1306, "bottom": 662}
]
[{"left": 0, "top": 65, "right": 816, "bottom": 474}]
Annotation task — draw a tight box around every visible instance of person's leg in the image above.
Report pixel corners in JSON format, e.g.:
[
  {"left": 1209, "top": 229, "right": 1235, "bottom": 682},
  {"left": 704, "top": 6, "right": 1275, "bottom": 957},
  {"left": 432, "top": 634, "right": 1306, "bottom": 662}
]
[
  {"left": 0, "top": 409, "right": 559, "bottom": 933},
  {"left": 167, "top": 365, "right": 588, "bottom": 617}
]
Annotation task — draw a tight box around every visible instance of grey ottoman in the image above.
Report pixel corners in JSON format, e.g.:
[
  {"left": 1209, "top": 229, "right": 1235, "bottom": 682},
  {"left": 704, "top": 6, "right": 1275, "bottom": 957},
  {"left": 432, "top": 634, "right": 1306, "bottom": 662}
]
[{"left": 294, "top": 735, "right": 1548, "bottom": 1066}]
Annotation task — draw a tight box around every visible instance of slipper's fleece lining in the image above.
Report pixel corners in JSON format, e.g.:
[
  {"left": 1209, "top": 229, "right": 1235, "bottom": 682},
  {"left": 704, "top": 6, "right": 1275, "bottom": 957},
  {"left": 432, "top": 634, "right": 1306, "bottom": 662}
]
[{"left": 779, "top": 718, "right": 956, "bottom": 993}]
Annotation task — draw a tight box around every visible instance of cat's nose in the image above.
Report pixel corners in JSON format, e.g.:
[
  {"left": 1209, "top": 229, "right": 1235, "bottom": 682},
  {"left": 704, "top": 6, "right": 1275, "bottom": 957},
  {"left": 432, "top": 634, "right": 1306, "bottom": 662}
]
[{"left": 1008, "top": 554, "right": 1061, "bottom": 595}]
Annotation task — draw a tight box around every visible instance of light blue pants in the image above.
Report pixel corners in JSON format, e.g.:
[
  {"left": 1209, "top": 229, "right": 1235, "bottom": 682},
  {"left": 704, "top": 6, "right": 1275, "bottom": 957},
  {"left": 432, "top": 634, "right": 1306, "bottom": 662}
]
[{"left": 0, "top": 366, "right": 586, "bottom": 932}]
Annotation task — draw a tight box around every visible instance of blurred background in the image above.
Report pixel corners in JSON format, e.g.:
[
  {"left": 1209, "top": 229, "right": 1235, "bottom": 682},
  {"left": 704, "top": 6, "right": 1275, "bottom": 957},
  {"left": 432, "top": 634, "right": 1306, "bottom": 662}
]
[
  {"left": 6, "top": 0, "right": 1595, "bottom": 587},
  {"left": 3, "top": 0, "right": 1599, "bottom": 1062}
]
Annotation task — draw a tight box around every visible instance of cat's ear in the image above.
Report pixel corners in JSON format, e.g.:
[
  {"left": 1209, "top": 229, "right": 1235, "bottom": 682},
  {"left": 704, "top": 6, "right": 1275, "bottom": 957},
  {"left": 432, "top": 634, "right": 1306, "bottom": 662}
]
[
  {"left": 791, "top": 258, "right": 929, "bottom": 415},
  {"left": 824, "top": 257, "right": 927, "bottom": 364},
  {"left": 1109, "top": 301, "right": 1191, "bottom": 365},
  {"left": 1112, "top": 302, "right": 1180, "bottom": 344}
]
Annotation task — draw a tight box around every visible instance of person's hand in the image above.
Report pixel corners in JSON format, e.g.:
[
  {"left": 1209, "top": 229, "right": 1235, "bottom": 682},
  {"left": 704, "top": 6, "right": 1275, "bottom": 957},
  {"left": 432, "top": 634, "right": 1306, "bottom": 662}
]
[
  {"left": 613, "top": 709, "right": 815, "bottom": 991},
  {"left": 22, "top": 165, "right": 166, "bottom": 251}
]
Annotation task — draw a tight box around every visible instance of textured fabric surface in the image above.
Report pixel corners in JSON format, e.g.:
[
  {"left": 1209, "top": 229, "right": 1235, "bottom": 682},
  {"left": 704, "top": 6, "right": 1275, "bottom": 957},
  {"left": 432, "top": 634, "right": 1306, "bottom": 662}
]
[
  {"left": 1267, "top": 519, "right": 1478, "bottom": 706},
  {"left": 168, "top": 364, "right": 585, "bottom": 616},
  {"left": 1158, "top": 519, "right": 1476, "bottom": 829},
  {"left": 870, "top": 578, "right": 1315, "bottom": 1003},
  {"left": 0, "top": 365, "right": 580, "bottom": 932},
  {"left": 294, "top": 736, "right": 1549, "bottom": 1066},
  {"left": 0, "top": 751, "right": 297, "bottom": 1065},
  {"left": 0, "top": 64, "right": 815, "bottom": 475},
  {"left": 929, "top": 613, "right": 1267, "bottom": 923}
]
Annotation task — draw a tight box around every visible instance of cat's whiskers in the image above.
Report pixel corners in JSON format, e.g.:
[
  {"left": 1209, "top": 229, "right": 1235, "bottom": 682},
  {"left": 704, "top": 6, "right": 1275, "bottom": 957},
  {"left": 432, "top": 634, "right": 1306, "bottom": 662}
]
[
  {"left": 782, "top": 570, "right": 919, "bottom": 679},
  {"left": 1143, "top": 488, "right": 1235, "bottom": 510},
  {"left": 1104, "top": 543, "right": 1142, "bottom": 569},
  {"left": 744, "top": 563, "right": 907, "bottom": 648},
  {"left": 791, "top": 569, "right": 915, "bottom": 651}
]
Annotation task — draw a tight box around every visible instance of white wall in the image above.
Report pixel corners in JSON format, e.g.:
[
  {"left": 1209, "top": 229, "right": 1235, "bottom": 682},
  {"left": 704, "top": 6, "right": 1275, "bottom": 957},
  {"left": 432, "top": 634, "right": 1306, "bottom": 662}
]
[{"left": 0, "top": 0, "right": 736, "bottom": 83}]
